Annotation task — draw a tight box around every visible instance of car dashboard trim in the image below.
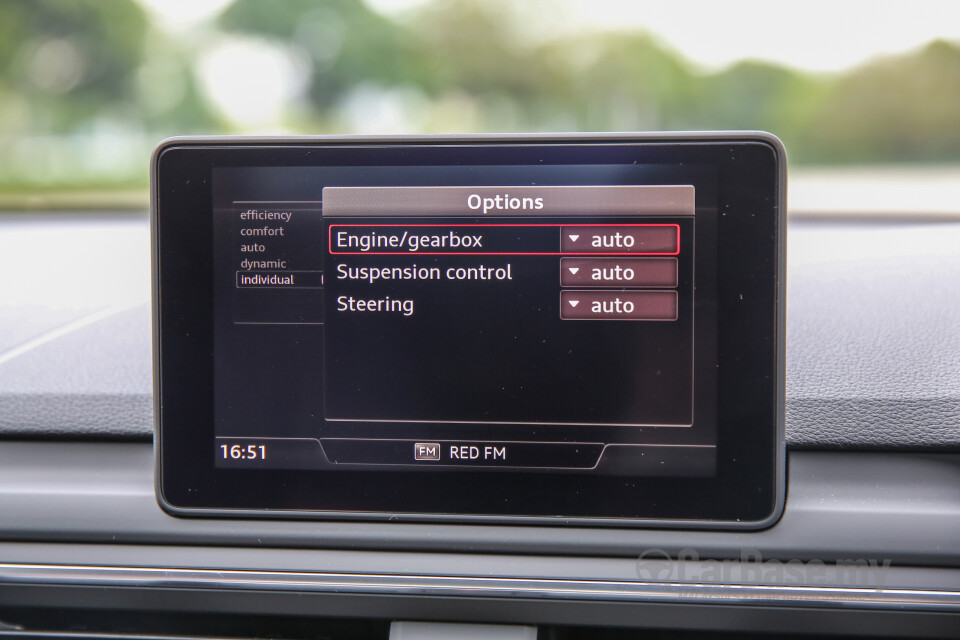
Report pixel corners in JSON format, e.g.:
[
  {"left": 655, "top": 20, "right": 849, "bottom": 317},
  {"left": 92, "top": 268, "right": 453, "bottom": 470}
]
[{"left": 2, "top": 563, "right": 958, "bottom": 613}]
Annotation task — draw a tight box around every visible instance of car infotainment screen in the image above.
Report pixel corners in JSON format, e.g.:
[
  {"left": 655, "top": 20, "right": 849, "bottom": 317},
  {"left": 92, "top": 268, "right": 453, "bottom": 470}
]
[{"left": 153, "top": 134, "right": 785, "bottom": 527}]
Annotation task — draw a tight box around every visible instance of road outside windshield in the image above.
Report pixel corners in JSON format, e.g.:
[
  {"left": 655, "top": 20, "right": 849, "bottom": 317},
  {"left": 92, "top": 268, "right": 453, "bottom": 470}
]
[{"left": 0, "top": 0, "right": 958, "bottom": 212}]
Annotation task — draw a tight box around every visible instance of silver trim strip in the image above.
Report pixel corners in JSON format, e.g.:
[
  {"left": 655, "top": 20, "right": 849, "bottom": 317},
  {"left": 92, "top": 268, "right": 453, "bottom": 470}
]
[{"left": 1, "top": 564, "right": 958, "bottom": 612}]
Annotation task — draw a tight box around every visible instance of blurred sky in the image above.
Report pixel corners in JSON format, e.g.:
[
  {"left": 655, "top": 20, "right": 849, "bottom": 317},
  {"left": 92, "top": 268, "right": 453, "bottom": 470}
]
[{"left": 140, "top": 0, "right": 960, "bottom": 72}]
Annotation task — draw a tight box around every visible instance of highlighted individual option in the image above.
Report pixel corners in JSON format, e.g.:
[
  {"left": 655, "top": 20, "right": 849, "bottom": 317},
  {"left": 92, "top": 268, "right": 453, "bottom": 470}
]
[
  {"left": 235, "top": 270, "right": 323, "bottom": 288},
  {"left": 561, "top": 225, "right": 678, "bottom": 254},
  {"left": 560, "top": 290, "right": 678, "bottom": 321},
  {"left": 560, "top": 257, "right": 678, "bottom": 287}
]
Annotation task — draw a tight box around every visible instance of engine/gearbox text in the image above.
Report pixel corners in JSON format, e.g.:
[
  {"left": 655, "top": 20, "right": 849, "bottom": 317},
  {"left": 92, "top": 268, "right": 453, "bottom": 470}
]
[{"left": 334, "top": 229, "right": 483, "bottom": 253}]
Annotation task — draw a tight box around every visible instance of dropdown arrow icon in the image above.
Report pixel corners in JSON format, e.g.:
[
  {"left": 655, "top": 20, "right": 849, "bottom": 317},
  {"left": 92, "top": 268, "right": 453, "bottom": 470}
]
[
  {"left": 568, "top": 267, "right": 580, "bottom": 274},
  {"left": 568, "top": 234, "right": 580, "bottom": 242},
  {"left": 568, "top": 300, "right": 580, "bottom": 308}
]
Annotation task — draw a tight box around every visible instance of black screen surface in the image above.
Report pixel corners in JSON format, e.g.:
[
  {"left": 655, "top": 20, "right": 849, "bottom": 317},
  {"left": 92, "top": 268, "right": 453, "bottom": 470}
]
[{"left": 154, "top": 134, "right": 784, "bottom": 527}]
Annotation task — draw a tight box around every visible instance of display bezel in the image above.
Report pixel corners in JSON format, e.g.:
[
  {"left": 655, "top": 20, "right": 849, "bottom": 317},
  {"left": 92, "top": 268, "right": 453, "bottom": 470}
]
[{"left": 153, "top": 133, "right": 786, "bottom": 529}]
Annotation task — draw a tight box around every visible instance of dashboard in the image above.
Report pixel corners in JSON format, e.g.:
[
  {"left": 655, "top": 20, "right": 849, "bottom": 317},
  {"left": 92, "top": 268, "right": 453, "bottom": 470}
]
[{"left": 0, "top": 138, "right": 958, "bottom": 639}]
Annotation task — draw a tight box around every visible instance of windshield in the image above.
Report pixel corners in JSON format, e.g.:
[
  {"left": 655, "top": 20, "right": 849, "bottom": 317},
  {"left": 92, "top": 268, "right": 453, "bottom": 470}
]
[{"left": 1, "top": 0, "right": 958, "bottom": 212}]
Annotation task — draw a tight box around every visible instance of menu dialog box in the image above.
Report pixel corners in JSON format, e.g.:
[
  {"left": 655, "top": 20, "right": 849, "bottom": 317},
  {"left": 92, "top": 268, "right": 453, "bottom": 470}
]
[{"left": 321, "top": 185, "right": 696, "bottom": 429}]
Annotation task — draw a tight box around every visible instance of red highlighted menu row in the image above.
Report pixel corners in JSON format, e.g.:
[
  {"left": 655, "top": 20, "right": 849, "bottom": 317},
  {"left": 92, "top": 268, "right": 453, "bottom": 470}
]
[{"left": 327, "top": 223, "right": 679, "bottom": 255}]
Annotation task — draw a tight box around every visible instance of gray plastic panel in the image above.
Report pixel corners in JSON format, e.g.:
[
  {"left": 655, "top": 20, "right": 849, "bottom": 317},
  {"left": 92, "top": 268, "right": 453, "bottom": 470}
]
[
  {"left": 0, "top": 443, "right": 957, "bottom": 565},
  {"left": 2, "top": 214, "right": 958, "bottom": 449},
  {"left": 1, "top": 583, "right": 957, "bottom": 638},
  {"left": 390, "top": 622, "right": 537, "bottom": 640}
]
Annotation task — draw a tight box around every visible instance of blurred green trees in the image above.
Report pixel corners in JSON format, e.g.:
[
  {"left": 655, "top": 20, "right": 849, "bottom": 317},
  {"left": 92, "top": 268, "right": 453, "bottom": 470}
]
[
  {"left": 0, "top": 0, "right": 148, "bottom": 131},
  {"left": 1, "top": 0, "right": 958, "bottom": 192}
]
